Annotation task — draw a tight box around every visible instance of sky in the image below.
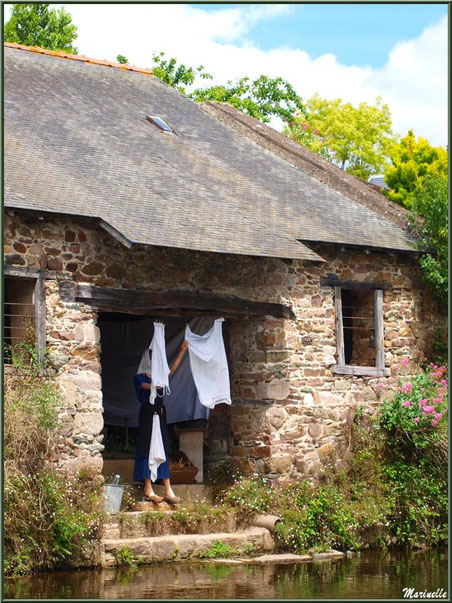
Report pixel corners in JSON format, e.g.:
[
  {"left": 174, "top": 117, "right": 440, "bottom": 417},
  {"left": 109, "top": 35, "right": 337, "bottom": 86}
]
[{"left": 6, "top": 2, "right": 448, "bottom": 146}]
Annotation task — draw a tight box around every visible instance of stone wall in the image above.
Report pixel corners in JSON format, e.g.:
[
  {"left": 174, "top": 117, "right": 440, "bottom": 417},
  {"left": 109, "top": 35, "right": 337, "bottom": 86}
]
[{"left": 4, "top": 210, "right": 446, "bottom": 481}]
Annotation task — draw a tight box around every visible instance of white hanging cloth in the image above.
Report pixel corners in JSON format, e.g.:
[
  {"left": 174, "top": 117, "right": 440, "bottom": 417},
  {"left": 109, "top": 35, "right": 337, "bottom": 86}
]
[
  {"left": 148, "top": 322, "right": 170, "bottom": 404},
  {"left": 185, "top": 318, "right": 231, "bottom": 409},
  {"left": 148, "top": 414, "right": 166, "bottom": 482},
  {"left": 140, "top": 323, "right": 169, "bottom": 480}
]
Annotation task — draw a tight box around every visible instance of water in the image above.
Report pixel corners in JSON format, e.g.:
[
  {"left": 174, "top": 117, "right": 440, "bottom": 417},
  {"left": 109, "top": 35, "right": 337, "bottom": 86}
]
[{"left": 4, "top": 549, "right": 448, "bottom": 600}]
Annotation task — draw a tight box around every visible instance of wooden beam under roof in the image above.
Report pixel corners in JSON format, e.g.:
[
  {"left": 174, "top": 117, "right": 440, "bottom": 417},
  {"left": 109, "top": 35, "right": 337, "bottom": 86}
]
[{"left": 59, "top": 282, "right": 295, "bottom": 319}]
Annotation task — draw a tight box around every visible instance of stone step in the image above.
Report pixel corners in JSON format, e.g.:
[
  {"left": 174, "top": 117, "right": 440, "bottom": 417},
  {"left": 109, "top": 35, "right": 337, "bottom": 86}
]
[
  {"left": 101, "top": 527, "right": 276, "bottom": 567},
  {"left": 104, "top": 508, "right": 238, "bottom": 539},
  {"left": 109, "top": 483, "right": 214, "bottom": 512}
]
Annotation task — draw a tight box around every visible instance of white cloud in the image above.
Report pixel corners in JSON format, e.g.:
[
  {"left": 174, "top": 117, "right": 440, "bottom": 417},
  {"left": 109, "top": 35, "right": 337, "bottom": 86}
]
[{"left": 24, "top": 5, "right": 449, "bottom": 146}]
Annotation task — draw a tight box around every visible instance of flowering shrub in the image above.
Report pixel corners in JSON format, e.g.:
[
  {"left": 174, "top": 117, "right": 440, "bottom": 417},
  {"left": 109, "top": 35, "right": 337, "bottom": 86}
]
[
  {"left": 377, "top": 360, "right": 448, "bottom": 546},
  {"left": 221, "top": 359, "right": 448, "bottom": 553},
  {"left": 380, "top": 362, "right": 448, "bottom": 449}
]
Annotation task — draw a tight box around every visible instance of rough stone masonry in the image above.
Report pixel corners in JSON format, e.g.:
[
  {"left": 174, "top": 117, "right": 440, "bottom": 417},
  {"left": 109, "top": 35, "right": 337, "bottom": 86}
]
[{"left": 4, "top": 211, "right": 445, "bottom": 481}]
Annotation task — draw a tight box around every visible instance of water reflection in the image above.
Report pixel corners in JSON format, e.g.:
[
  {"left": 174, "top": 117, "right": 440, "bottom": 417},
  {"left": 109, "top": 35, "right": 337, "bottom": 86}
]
[{"left": 4, "top": 549, "right": 448, "bottom": 600}]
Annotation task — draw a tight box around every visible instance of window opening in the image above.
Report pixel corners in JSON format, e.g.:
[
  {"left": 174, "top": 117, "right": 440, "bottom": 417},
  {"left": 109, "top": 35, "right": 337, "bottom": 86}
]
[
  {"left": 332, "top": 283, "right": 388, "bottom": 377},
  {"left": 4, "top": 277, "right": 36, "bottom": 364},
  {"left": 145, "top": 115, "right": 173, "bottom": 132},
  {"left": 341, "top": 289, "right": 376, "bottom": 366}
]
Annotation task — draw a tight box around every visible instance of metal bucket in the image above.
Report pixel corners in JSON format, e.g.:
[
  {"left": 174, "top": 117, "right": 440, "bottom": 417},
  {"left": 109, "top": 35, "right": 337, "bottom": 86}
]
[{"left": 103, "top": 483, "right": 125, "bottom": 514}]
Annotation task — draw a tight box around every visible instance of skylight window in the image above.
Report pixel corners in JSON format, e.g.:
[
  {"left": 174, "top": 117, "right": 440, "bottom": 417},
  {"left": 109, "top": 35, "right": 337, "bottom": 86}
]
[{"left": 146, "top": 115, "right": 173, "bottom": 132}]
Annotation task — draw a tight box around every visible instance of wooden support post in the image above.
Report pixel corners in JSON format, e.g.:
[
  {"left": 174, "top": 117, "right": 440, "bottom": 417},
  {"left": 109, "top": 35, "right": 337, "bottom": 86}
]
[
  {"left": 334, "top": 286, "right": 345, "bottom": 367},
  {"left": 374, "top": 289, "right": 385, "bottom": 369},
  {"left": 33, "top": 274, "right": 46, "bottom": 366}
]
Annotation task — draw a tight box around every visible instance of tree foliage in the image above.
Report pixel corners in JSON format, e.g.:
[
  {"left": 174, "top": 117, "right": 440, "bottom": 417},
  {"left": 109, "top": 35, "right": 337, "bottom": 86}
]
[
  {"left": 4, "top": 3, "right": 78, "bottom": 54},
  {"left": 409, "top": 175, "right": 448, "bottom": 309},
  {"left": 191, "top": 75, "right": 306, "bottom": 123},
  {"left": 151, "top": 52, "right": 213, "bottom": 95},
  {"left": 116, "top": 54, "right": 129, "bottom": 65},
  {"left": 383, "top": 130, "right": 448, "bottom": 209},
  {"left": 150, "top": 52, "right": 305, "bottom": 123},
  {"left": 283, "top": 94, "right": 397, "bottom": 180}
]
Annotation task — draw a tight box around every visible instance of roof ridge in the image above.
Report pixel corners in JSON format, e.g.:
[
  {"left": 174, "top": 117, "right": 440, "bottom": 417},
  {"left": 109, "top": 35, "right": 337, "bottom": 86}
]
[{"left": 4, "top": 42, "right": 153, "bottom": 75}]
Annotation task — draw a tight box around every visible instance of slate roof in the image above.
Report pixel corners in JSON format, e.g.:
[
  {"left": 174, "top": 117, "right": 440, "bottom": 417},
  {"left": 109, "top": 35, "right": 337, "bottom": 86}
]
[{"left": 4, "top": 44, "right": 416, "bottom": 261}]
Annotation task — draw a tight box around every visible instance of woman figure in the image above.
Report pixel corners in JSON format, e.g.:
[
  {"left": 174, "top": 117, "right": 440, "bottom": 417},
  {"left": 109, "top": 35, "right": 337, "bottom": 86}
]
[{"left": 133, "top": 339, "right": 188, "bottom": 504}]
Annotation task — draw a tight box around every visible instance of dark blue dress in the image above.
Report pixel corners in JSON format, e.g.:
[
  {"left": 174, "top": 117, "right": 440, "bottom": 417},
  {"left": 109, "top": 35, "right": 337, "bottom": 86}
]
[{"left": 133, "top": 373, "right": 170, "bottom": 481}]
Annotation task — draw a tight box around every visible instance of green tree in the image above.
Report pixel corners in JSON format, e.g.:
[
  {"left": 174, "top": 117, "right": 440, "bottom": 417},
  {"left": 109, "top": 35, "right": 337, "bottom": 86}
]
[
  {"left": 283, "top": 94, "right": 396, "bottom": 180},
  {"left": 409, "top": 175, "right": 448, "bottom": 309},
  {"left": 151, "top": 52, "right": 212, "bottom": 95},
  {"left": 116, "top": 54, "right": 129, "bottom": 65},
  {"left": 383, "top": 130, "right": 448, "bottom": 209},
  {"left": 191, "top": 75, "right": 306, "bottom": 123},
  {"left": 151, "top": 53, "right": 305, "bottom": 123},
  {"left": 4, "top": 3, "right": 78, "bottom": 54}
]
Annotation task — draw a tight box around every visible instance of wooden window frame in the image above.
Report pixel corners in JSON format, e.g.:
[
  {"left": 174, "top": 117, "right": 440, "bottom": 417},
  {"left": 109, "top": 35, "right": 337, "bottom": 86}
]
[
  {"left": 321, "top": 278, "right": 390, "bottom": 378},
  {"left": 4, "top": 265, "right": 46, "bottom": 366}
]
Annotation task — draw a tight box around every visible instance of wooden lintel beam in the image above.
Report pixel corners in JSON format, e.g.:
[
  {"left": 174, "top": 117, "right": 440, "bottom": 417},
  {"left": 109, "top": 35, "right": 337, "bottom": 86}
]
[
  {"left": 68, "top": 284, "right": 295, "bottom": 319},
  {"left": 4, "top": 265, "right": 57, "bottom": 280},
  {"left": 320, "top": 278, "right": 390, "bottom": 291}
]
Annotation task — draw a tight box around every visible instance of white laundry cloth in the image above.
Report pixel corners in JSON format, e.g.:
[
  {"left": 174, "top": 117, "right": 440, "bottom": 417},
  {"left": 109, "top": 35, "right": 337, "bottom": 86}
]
[
  {"left": 148, "top": 414, "right": 166, "bottom": 483},
  {"left": 185, "top": 318, "right": 231, "bottom": 409},
  {"left": 147, "top": 322, "right": 170, "bottom": 404}
]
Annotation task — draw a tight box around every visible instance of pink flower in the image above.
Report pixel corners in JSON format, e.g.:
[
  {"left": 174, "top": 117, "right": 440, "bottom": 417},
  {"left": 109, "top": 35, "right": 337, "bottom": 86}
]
[
  {"left": 402, "top": 401, "right": 411, "bottom": 407},
  {"left": 441, "top": 379, "right": 447, "bottom": 385},
  {"left": 419, "top": 399, "right": 427, "bottom": 406},
  {"left": 303, "top": 123, "right": 311, "bottom": 130},
  {"left": 414, "top": 417, "right": 420, "bottom": 423},
  {"left": 377, "top": 383, "right": 384, "bottom": 389},
  {"left": 420, "top": 388, "right": 424, "bottom": 391},
  {"left": 423, "top": 405, "right": 435, "bottom": 413},
  {"left": 434, "top": 365, "right": 438, "bottom": 370},
  {"left": 431, "top": 419, "right": 438, "bottom": 426},
  {"left": 313, "top": 128, "right": 319, "bottom": 135},
  {"left": 435, "top": 413, "right": 443, "bottom": 420},
  {"left": 401, "top": 358, "right": 409, "bottom": 366}
]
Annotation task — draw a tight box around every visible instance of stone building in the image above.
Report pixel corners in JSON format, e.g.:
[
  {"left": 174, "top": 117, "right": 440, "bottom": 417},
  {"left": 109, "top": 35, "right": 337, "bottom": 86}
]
[{"left": 4, "top": 43, "right": 445, "bottom": 483}]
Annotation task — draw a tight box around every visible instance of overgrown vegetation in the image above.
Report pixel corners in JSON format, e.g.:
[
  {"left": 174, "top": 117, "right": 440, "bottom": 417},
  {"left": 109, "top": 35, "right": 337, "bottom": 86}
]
[
  {"left": 198, "top": 539, "right": 240, "bottom": 559},
  {"left": 218, "top": 361, "right": 448, "bottom": 554},
  {"left": 409, "top": 175, "right": 448, "bottom": 309},
  {"left": 4, "top": 349, "right": 104, "bottom": 576},
  {"left": 114, "top": 546, "right": 142, "bottom": 568}
]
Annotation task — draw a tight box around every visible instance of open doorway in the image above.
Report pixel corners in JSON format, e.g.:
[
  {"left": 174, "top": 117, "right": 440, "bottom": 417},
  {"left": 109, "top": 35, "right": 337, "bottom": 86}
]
[{"left": 98, "top": 313, "right": 231, "bottom": 485}]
